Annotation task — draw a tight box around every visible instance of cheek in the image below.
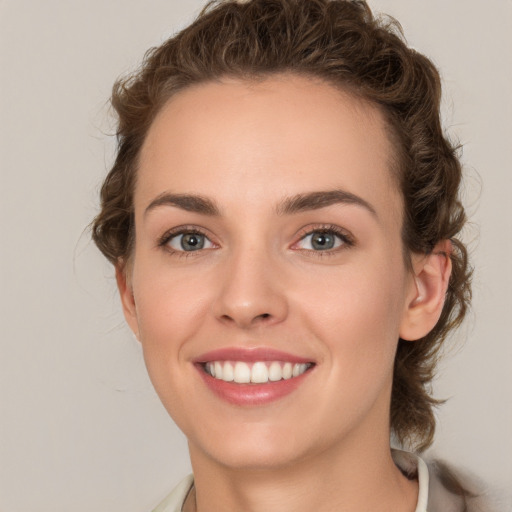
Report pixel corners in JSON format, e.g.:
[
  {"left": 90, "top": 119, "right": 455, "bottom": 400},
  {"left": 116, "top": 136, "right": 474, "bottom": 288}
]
[
  {"left": 131, "top": 266, "right": 215, "bottom": 424},
  {"left": 293, "top": 264, "right": 408, "bottom": 427},
  {"left": 131, "top": 263, "right": 213, "bottom": 363},
  {"left": 295, "top": 257, "right": 408, "bottom": 366}
]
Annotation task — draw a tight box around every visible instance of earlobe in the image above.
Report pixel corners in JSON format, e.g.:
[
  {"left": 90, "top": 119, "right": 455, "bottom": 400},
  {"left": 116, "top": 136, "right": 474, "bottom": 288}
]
[
  {"left": 399, "top": 240, "right": 452, "bottom": 341},
  {"left": 115, "top": 262, "right": 140, "bottom": 341}
]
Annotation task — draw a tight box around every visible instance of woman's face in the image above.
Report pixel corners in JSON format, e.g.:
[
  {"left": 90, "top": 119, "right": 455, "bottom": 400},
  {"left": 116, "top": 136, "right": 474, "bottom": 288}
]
[{"left": 120, "top": 75, "right": 419, "bottom": 470}]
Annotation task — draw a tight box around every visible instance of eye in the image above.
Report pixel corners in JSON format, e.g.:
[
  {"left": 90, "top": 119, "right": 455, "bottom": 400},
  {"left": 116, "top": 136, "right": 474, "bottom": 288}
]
[
  {"left": 165, "top": 231, "right": 214, "bottom": 252},
  {"left": 295, "top": 227, "right": 352, "bottom": 252}
]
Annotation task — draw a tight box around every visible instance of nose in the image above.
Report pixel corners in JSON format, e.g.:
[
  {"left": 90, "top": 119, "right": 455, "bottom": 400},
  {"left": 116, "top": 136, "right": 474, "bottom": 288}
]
[{"left": 211, "top": 245, "right": 288, "bottom": 329}]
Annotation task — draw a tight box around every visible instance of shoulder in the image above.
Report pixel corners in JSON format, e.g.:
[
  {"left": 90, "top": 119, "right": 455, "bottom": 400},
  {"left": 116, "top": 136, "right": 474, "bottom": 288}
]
[
  {"left": 392, "top": 449, "right": 498, "bottom": 512},
  {"left": 152, "top": 458, "right": 500, "bottom": 512},
  {"left": 425, "top": 458, "right": 498, "bottom": 512}
]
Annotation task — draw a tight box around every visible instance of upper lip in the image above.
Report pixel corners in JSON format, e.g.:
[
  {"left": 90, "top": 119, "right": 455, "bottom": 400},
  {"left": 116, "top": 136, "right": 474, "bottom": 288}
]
[{"left": 193, "top": 347, "right": 315, "bottom": 364}]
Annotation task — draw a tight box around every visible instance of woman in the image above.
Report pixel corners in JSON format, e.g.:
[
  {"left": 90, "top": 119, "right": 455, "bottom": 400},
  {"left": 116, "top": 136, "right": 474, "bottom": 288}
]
[{"left": 92, "top": 1, "right": 486, "bottom": 510}]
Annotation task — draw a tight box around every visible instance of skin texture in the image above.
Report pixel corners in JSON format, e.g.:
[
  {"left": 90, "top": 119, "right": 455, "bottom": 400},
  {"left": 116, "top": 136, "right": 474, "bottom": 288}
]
[{"left": 117, "top": 75, "right": 451, "bottom": 512}]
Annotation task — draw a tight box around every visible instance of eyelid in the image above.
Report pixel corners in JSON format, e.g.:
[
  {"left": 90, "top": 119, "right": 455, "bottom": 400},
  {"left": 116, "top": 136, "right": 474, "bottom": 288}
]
[
  {"left": 156, "top": 223, "right": 354, "bottom": 256},
  {"left": 291, "top": 224, "right": 355, "bottom": 253},
  {"left": 157, "top": 225, "right": 218, "bottom": 252}
]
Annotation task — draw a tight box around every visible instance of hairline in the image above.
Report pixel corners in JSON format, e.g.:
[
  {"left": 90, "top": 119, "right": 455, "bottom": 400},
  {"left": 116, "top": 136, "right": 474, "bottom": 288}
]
[{"left": 123, "top": 70, "right": 410, "bottom": 266}]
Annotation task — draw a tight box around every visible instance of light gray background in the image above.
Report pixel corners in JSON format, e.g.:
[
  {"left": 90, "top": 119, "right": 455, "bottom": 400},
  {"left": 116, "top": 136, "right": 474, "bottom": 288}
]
[{"left": 1, "top": 1, "right": 511, "bottom": 511}]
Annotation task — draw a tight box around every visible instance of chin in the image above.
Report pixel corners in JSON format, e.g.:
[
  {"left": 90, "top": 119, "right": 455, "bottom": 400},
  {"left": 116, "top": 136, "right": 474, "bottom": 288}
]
[
  {"left": 205, "top": 444, "right": 305, "bottom": 472},
  {"left": 189, "top": 421, "right": 313, "bottom": 471}
]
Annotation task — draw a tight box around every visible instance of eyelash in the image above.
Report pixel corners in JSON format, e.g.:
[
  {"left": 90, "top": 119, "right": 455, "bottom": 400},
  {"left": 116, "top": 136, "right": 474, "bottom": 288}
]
[
  {"left": 158, "top": 225, "right": 216, "bottom": 258},
  {"left": 293, "top": 224, "right": 355, "bottom": 258},
  {"left": 157, "top": 224, "right": 355, "bottom": 258}
]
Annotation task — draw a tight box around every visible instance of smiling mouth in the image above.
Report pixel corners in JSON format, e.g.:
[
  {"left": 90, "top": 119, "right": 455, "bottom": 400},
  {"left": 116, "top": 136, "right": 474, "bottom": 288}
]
[{"left": 202, "top": 361, "right": 314, "bottom": 384}]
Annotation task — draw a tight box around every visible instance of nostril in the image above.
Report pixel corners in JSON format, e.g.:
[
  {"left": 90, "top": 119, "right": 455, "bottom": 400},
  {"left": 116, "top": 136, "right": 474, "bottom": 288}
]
[{"left": 219, "top": 312, "right": 273, "bottom": 327}]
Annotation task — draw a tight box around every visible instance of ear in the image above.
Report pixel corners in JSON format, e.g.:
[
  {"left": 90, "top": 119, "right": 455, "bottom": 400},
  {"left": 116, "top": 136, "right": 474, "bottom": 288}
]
[
  {"left": 115, "top": 262, "right": 140, "bottom": 341},
  {"left": 399, "top": 240, "right": 452, "bottom": 341}
]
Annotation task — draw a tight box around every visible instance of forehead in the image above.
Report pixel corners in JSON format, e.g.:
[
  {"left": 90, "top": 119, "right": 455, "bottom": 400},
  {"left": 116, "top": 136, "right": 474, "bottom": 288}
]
[{"left": 137, "top": 74, "right": 401, "bottom": 221}]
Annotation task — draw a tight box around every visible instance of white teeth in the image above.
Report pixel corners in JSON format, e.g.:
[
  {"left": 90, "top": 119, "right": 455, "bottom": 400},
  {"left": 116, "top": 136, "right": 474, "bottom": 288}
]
[
  {"left": 204, "top": 360, "right": 311, "bottom": 383},
  {"left": 222, "top": 362, "right": 234, "bottom": 382},
  {"left": 292, "top": 363, "right": 307, "bottom": 377},
  {"left": 251, "top": 362, "right": 269, "bottom": 383},
  {"left": 214, "top": 361, "right": 223, "bottom": 379},
  {"left": 205, "top": 362, "right": 215, "bottom": 377},
  {"left": 268, "top": 361, "right": 282, "bottom": 381},
  {"left": 282, "top": 362, "right": 293, "bottom": 379},
  {"left": 234, "top": 362, "right": 251, "bottom": 383}
]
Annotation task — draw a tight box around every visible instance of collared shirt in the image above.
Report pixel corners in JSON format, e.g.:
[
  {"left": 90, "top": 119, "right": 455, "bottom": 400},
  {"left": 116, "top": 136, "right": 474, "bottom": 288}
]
[{"left": 152, "top": 450, "right": 429, "bottom": 512}]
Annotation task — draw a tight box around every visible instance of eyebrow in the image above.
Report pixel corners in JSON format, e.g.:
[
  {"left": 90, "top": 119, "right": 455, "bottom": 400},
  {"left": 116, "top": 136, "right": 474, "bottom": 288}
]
[
  {"left": 144, "top": 189, "right": 377, "bottom": 219},
  {"left": 276, "top": 189, "right": 377, "bottom": 218},
  {"left": 144, "top": 193, "right": 221, "bottom": 217}
]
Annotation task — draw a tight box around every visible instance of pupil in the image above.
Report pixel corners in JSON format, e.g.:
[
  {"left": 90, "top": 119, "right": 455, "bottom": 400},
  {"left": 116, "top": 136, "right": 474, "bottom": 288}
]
[
  {"left": 312, "top": 232, "right": 334, "bottom": 250},
  {"left": 181, "top": 233, "right": 204, "bottom": 251}
]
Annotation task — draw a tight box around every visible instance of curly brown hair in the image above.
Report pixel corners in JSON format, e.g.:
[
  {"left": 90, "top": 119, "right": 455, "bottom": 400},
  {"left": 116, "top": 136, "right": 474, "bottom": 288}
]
[{"left": 92, "top": 0, "right": 472, "bottom": 452}]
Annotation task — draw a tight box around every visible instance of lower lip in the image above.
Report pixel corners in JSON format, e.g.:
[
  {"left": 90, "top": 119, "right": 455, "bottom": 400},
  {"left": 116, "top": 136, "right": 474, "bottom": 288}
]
[{"left": 196, "top": 365, "right": 312, "bottom": 406}]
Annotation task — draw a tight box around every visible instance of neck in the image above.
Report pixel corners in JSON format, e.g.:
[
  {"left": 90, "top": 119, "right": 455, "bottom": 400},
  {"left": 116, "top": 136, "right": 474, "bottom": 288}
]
[{"left": 187, "top": 428, "right": 418, "bottom": 512}]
